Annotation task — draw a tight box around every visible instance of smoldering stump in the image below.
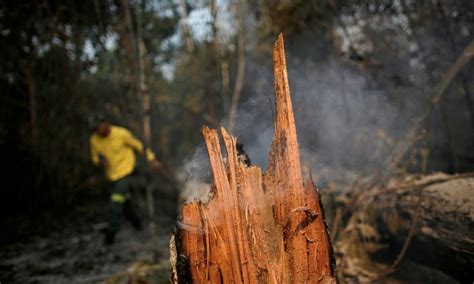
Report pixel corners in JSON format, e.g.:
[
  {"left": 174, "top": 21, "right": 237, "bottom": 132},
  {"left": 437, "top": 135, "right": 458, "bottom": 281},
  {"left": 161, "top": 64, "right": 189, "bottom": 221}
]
[{"left": 171, "top": 34, "right": 336, "bottom": 284}]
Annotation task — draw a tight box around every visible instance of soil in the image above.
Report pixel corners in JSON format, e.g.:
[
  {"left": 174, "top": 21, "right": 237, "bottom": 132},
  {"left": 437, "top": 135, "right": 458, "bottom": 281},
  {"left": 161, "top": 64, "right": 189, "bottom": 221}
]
[{"left": 0, "top": 194, "right": 177, "bottom": 283}]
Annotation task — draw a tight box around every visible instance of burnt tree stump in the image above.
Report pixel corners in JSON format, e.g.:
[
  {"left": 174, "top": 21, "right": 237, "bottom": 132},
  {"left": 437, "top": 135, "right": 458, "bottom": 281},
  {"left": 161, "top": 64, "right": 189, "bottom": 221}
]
[{"left": 171, "top": 34, "right": 336, "bottom": 284}]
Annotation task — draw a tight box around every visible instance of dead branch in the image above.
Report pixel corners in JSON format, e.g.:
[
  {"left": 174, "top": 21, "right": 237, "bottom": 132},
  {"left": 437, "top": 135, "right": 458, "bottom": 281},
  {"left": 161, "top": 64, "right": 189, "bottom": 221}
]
[{"left": 386, "top": 40, "right": 474, "bottom": 172}]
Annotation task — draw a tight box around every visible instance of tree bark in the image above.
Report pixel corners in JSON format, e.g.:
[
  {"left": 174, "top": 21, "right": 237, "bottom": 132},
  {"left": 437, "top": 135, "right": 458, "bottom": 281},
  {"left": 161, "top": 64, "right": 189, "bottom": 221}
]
[{"left": 172, "top": 34, "right": 336, "bottom": 284}]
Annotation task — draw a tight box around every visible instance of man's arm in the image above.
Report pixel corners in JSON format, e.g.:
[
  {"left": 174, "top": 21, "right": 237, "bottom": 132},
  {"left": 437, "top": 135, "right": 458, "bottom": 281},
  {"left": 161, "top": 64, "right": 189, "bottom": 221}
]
[
  {"left": 90, "top": 137, "right": 100, "bottom": 165},
  {"left": 123, "top": 129, "right": 156, "bottom": 161},
  {"left": 122, "top": 129, "right": 162, "bottom": 173},
  {"left": 87, "top": 138, "right": 106, "bottom": 187},
  {"left": 90, "top": 137, "right": 108, "bottom": 168}
]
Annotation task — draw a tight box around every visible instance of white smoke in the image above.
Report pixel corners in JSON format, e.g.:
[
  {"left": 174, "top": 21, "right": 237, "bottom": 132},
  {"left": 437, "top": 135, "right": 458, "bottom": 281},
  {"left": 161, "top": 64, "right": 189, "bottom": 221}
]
[{"left": 177, "top": 53, "right": 420, "bottom": 202}]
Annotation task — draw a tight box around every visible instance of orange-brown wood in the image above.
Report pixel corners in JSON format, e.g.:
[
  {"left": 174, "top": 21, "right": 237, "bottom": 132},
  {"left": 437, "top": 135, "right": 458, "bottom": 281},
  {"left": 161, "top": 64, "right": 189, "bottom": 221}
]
[{"left": 179, "top": 34, "right": 336, "bottom": 284}]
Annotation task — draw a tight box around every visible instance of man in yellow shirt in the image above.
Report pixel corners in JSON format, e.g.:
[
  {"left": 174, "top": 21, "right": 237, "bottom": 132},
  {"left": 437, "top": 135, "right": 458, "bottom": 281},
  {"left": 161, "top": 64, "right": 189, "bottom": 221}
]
[{"left": 89, "top": 114, "right": 161, "bottom": 244}]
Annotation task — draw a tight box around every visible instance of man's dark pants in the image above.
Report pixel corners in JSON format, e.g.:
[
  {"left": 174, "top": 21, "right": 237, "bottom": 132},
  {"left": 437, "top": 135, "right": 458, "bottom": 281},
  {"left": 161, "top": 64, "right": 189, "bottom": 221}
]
[{"left": 105, "top": 174, "right": 141, "bottom": 244}]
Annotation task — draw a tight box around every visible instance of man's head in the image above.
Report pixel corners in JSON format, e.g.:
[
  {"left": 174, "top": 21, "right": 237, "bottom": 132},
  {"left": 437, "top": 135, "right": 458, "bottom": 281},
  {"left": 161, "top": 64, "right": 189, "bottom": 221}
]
[{"left": 89, "top": 113, "right": 111, "bottom": 137}]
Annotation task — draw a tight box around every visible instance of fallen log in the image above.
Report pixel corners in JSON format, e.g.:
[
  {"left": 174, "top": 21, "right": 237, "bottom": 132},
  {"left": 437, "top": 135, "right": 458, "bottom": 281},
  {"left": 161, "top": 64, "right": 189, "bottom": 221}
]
[
  {"left": 171, "top": 34, "right": 336, "bottom": 283},
  {"left": 376, "top": 173, "right": 474, "bottom": 281},
  {"left": 330, "top": 172, "right": 473, "bottom": 282}
]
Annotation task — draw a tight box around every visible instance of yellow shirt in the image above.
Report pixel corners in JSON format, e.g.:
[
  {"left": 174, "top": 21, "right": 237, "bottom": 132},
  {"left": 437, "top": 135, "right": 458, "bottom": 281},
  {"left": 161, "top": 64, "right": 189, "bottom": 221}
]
[{"left": 90, "top": 125, "right": 155, "bottom": 181}]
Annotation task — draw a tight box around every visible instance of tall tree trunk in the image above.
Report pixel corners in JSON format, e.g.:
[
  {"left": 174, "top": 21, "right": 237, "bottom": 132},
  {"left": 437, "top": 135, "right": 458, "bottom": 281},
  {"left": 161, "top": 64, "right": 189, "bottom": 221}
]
[
  {"left": 25, "top": 62, "right": 37, "bottom": 146},
  {"left": 25, "top": 60, "right": 40, "bottom": 211},
  {"left": 206, "top": 0, "right": 218, "bottom": 126},
  {"left": 221, "top": 59, "right": 230, "bottom": 113},
  {"left": 178, "top": 0, "right": 194, "bottom": 53},
  {"left": 227, "top": 0, "right": 246, "bottom": 133},
  {"left": 136, "top": 0, "right": 159, "bottom": 260},
  {"left": 140, "top": 39, "right": 158, "bottom": 262},
  {"left": 121, "top": 0, "right": 159, "bottom": 261},
  {"left": 121, "top": 0, "right": 141, "bottom": 134}
]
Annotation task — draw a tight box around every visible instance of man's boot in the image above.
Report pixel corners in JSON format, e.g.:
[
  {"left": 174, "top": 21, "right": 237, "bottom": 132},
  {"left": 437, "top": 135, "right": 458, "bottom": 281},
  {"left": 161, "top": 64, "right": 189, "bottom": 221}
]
[{"left": 124, "top": 200, "right": 142, "bottom": 231}]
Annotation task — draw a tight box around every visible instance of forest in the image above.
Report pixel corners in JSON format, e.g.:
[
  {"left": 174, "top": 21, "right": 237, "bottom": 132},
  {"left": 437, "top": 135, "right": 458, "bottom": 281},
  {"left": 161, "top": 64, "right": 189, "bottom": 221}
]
[{"left": 1, "top": 0, "right": 473, "bottom": 283}]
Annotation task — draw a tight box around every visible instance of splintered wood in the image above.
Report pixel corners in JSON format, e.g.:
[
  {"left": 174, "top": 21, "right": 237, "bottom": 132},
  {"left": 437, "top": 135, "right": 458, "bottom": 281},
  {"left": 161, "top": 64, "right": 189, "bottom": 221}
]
[{"left": 179, "top": 34, "right": 336, "bottom": 283}]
